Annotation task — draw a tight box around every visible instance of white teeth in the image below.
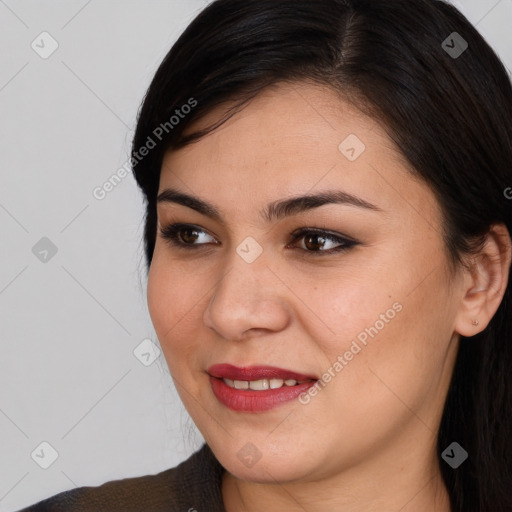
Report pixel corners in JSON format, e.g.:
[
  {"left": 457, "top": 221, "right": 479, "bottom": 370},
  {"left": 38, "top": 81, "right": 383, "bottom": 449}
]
[
  {"left": 249, "top": 379, "right": 269, "bottom": 390},
  {"left": 222, "top": 378, "right": 304, "bottom": 390},
  {"left": 269, "top": 378, "right": 284, "bottom": 389}
]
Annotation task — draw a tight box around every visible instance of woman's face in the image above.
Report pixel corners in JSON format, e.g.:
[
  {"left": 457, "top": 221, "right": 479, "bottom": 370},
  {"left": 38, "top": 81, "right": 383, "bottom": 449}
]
[{"left": 147, "top": 82, "right": 464, "bottom": 486}]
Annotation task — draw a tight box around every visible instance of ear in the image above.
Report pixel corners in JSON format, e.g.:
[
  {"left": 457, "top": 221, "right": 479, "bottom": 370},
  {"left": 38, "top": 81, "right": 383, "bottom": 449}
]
[{"left": 454, "top": 223, "right": 512, "bottom": 337}]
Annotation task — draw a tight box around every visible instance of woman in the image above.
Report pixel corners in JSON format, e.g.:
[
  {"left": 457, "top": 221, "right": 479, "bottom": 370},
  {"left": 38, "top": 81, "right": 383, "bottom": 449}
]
[{"left": 18, "top": 0, "right": 512, "bottom": 510}]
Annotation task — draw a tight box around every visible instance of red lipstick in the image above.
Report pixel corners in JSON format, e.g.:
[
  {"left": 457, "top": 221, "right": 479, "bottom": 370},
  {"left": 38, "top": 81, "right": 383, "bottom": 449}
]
[{"left": 208, "top": 364, "right": 317, "bottom": 413}]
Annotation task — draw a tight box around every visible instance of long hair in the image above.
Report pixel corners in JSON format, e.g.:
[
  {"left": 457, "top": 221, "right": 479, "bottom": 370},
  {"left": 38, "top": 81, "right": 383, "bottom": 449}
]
[{"left": 131, "top": 1, "right": 512, "bottom": 509}]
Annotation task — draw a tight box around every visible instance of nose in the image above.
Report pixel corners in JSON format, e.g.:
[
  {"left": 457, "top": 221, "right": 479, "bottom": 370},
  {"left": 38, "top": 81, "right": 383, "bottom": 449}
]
[{"left": 202, "top": 252, "right": 291, "bottom": 341}]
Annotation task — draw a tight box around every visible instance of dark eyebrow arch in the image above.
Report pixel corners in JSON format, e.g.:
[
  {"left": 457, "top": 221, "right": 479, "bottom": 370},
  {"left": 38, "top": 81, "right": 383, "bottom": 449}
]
[{"left": 156, "top": 187, "right": 382, "bottom": 223}]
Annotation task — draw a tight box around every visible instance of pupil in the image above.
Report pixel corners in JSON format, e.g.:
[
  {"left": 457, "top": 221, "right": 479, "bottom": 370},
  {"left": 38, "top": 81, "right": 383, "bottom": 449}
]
[
  {"left": 306, "top": 234, "right": 323, "bottom": 251},
  {"left": 182, "top": 229, "right": 198, "bottom": 244}
]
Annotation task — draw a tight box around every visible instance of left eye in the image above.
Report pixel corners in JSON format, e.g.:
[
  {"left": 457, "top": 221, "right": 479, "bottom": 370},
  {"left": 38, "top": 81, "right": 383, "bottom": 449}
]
[
  {"left": 159, "top": 223, "right": 357, "bottom": 255},
  {"left": 288, "top": 228, "right": 357, "bottom": 254}
]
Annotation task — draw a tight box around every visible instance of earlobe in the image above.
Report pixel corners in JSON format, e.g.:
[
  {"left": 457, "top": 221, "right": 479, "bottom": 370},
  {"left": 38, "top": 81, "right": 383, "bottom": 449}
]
[{"left": 454, "top": 224, "right": 512, "bottom": 338}]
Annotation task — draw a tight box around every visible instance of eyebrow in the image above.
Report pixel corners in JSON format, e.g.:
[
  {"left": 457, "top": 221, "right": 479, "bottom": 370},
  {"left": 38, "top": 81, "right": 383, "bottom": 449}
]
[{"left": 156, "top": 187, "right": 383, "bottom": 223}]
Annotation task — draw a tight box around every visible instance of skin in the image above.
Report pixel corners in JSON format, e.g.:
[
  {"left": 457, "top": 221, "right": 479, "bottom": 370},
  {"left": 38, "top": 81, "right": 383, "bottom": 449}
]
[{"left": 146, "top": 81, "right": 511, "bottom": 512}]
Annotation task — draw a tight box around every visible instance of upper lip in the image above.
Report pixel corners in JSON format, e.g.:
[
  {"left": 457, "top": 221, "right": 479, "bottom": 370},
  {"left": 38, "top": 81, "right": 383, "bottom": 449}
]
[{"left": 207, "top": 364, "right": 317, "bottom": 382}]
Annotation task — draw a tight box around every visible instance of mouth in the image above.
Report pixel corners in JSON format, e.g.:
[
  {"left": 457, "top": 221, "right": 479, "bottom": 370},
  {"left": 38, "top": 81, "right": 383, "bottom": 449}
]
[
  {"left": 207, "top": 364, "right": 318, "bottom": 412},
  {"left": 221, "top": 377, "right": 312, "bottom": 390},
  {"left": 207, "top": 363, "right": 317, "bottom": 382}
]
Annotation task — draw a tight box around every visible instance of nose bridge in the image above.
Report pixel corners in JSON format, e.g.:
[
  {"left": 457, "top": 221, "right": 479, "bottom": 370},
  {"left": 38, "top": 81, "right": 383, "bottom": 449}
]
[
  {"left": 211, "top": 242, "right": 269, "bottom": 312},
  {"left": 218, "top": 231, "right": 270, "bottom": 296}
]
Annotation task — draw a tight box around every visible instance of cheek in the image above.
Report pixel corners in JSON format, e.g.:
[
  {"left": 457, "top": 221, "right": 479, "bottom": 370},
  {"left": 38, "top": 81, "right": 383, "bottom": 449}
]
[
  {"left": 147, "top": 261, "right": 174, "bottom": 340},
  {"left": 328, "top": 274, "right": 454, "bottom": 419},
  {"left": 146, "top": 258, "right": 205, "bottom": 369},
  {"left": 302, "top": 258, "right": 454, "bottom": 403},
  {"left": 295, "top": 270, "right": 400, "bottom": 359}
]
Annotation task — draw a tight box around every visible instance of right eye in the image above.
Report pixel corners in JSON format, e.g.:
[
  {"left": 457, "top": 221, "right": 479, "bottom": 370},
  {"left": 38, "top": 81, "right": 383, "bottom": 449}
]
[{"left": 159, "top": 223, "right": 218, "bottom": 250}]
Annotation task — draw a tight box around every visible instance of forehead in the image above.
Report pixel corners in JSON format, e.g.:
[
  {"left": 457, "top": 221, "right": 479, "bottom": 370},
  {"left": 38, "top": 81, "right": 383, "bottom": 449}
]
[
  {"left": 175, "top": 81, "right": 389, "bottom": 156},
  {"left": 163, "top": 83, "right": 394, "bottom": 171},
  {"left": 159, "top": 81, "right": 438, "bottom": 225}
]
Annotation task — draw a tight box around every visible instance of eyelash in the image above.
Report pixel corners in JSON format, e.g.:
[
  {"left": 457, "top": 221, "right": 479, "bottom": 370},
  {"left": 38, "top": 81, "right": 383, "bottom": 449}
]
[{"left": 159, "top": 223, "right": 358, "bottom": 256}]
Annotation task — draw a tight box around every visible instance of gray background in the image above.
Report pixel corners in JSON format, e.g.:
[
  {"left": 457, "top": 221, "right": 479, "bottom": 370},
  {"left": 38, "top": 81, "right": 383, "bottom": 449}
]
[{"left": 0, "top": 1, "right": 510, "bottom": 510}]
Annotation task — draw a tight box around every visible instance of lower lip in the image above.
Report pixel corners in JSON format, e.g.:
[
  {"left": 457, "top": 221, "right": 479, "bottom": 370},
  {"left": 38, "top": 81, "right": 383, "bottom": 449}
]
[{"left": 209, "top": 376, "right": 317, "bottom": 412}]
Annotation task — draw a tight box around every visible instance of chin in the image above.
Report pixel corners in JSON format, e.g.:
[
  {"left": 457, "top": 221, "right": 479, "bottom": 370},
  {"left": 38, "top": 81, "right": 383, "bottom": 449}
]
[
  {"left": 230, "top": 461, "right": 308, "bottom": 484},
  {"left": 216, "top": 445, "right": 318, "bottom": 484}
]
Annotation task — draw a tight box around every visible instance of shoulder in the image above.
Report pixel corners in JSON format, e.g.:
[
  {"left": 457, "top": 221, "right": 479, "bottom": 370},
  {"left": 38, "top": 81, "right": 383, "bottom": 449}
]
[{"left": 16, "top": 443, "right": 225, "bottom": 512}]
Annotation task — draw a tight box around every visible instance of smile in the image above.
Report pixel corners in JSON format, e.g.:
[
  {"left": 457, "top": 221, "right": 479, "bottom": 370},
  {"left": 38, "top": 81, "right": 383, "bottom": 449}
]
[
  {"left": 208, "top": 364, "right": 318, "bottom": 412},
  {"left": 222, "top": 378, "right": 311, "bottom": 390}
]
